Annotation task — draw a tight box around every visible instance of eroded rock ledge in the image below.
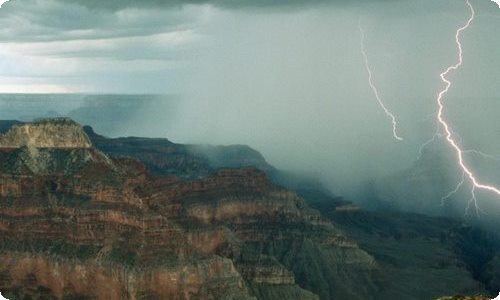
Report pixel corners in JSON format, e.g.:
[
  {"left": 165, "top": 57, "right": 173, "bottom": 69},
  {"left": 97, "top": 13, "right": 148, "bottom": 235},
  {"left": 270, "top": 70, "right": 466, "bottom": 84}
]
[
  {"left": 0, "top": 118, "right": 92, "bottom": 149},
  {"left": 0, "top": 118, "right": 377, "bottom": 300}
]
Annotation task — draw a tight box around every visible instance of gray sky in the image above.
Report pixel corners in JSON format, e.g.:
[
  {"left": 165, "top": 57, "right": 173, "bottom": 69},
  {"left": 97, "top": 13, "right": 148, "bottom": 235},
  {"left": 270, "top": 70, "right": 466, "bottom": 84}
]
[
  {"left": 0, "top": 0, "right": 499, "bottom": 200},
  {"left": 1, "top": 0, "right": 499, "bottom": 93}
]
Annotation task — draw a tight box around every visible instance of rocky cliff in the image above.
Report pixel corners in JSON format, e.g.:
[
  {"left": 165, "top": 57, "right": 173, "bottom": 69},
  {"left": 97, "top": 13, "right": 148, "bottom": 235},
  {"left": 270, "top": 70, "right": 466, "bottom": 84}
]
[
  {"left": 0, "top": 118, "right": 91, "bottom": 149},
  {"left": 0, "top": 119, "right": 377, "bottom": 300},
  {"left": 0, "top": 118, "right": 497, "bottom": 300}
]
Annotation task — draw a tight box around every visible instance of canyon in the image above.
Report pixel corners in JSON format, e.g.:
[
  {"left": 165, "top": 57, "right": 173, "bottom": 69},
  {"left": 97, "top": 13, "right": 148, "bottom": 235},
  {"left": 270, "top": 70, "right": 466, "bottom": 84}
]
[{"left": 0, "top": 118, "right": 498, "bottom": 300}]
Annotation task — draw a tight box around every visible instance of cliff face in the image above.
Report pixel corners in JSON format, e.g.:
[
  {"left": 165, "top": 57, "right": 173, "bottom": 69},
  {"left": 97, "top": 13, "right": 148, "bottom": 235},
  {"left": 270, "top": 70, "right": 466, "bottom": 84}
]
[
  {"left": 0, "top": 118, "right": 92, "bottom": 149},
  {"left": 329, "top": 210, "right": 500, "bottom": 299},
  {"left": 83, "top": 125, "right": 275, "bottom": 179},
  {"left": 0, "top": 119, "right": 377, "bottom": 300},
  {"left": 0, "top": 254, "right": 247, "bottom": 300},
  {"left": 82, "top": 125, "right": 348, "bottom": 213}
]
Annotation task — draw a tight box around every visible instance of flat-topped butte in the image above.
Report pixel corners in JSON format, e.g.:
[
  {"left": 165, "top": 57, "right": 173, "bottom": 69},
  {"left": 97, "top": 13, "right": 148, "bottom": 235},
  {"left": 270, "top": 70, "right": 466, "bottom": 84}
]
[{"left": 0, "top": 117, "right": 92, "bottom": 149}]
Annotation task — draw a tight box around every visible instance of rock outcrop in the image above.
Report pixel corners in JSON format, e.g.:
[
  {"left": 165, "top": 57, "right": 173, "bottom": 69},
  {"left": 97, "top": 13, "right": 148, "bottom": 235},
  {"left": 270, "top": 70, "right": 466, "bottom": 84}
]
[
  {"left": 0, "top": 119, "right": 376, "bottom": 300},
  {"left": 0, "top": 118, "right": 92, "bottom": 149}
]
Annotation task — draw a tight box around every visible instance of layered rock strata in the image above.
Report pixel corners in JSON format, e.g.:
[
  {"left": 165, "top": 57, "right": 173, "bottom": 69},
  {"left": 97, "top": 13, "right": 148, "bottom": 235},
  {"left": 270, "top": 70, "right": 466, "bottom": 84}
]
[{"left": 0, "top": 119, "right": 376, "bottom": 300}]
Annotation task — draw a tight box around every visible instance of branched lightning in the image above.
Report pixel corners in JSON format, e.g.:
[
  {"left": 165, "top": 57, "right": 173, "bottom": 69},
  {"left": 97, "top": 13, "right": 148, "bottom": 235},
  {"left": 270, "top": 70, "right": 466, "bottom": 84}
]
[
  {"left": 464, "top": 185, "right": 485, "bottom": 218},
  {"left": 417, "top": 129, "right": 440, "bottom": 161},
  {"left": 359, "top": 21, "right": 403, "bottom": 141},
  {"left": 435, "top": 0, "right": 500, "bottom": 209},
  {"left": 441, "top": 171, "right": 465, "bottom": 206},
  {"left": 463, "top": 149, "right": 500, "bottom": 162}
]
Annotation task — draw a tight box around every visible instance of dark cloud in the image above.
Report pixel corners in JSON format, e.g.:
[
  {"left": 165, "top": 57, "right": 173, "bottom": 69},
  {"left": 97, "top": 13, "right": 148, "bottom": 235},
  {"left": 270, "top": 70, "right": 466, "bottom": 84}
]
[
  {"left": 0, "top": 0, "right": 202, "bottom": 42},
  {"left": 0, "top": 0, "right": 407, "bottom": 44},
  {"left": 55, "top": 0, "right": 395, "bottom": 11}
]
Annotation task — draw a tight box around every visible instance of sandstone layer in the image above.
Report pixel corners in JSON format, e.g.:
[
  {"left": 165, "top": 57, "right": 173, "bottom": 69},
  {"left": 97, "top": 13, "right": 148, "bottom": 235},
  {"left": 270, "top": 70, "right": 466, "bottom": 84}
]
[
  {"left": 0, "top": 118, "right": 91, "bottom": 149},
  {"left": 0, "top": 119, "right": 376, "bottom": 300}
]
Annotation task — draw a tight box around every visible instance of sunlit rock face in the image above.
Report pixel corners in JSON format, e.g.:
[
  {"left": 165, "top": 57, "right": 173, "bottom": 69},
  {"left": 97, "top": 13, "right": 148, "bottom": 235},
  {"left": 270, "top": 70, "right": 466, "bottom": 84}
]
[
  {"left": 0, "top": 119, "right": 113, "bottom": 176},
  {"left": 0, "top": 118, "right": 92, "bottom": 149},
  {"left": 0, "top": 118, "right": 377, "bottom": 300},
  {"left": 0, "top": 254, "right": 248, "bottom": 300}
]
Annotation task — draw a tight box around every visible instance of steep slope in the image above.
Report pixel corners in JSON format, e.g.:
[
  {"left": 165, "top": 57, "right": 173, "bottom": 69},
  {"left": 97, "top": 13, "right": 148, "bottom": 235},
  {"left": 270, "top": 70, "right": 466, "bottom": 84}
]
[
  {"left": 0, "top": 118, "right": 91, "bottom": 149},
  {"left": 83, "top": 125, "right": 213, "bottom": 179},
  {"left": 0, "top": 119, "right": 252, "bottom": 299},
  {"left": 0, "top": 121, "right": 345, "bottom": 212},
  {"left": 0, "top": 118, "right": 377, "bottom": 300},
  {"left": 83, "top": 125, "right": 349, "bottom": 214},
  {"left": 79, "top": 123, "right": 500, "bottom": 300},
  {"left": 329, "top": 210, "right": 498, "bottom": 299}
]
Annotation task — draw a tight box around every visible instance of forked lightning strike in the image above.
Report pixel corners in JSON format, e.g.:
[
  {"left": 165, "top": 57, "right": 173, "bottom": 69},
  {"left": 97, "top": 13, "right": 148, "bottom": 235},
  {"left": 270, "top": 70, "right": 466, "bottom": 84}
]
[
  {"left": 417, "top": 129, "right": 440, "bottom": 161},
  {"left": 359, "top": 21, "right": 403, "bottom": 141},
  {"left": 436, "top": 0, "right": 500, "bottom": 211},
  {"left": 463, "top": 149, "right": 500, "bottom": 162},
  {"left": 441, "top": 171, "right": 465, "bottom": 206}
]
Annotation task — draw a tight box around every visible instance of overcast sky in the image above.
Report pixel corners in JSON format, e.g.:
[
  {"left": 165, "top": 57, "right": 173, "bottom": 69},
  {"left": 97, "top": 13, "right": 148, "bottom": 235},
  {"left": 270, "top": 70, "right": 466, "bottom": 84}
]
[
  {"left": 0, "top": 0, "right": 498, "bottom": 93},
  {"left": 0, "top": 0, "right": 499, "bottom": 202}
]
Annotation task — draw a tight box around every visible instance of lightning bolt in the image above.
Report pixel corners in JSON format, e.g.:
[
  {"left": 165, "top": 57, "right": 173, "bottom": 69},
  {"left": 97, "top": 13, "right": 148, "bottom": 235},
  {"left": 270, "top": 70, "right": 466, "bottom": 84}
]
[
  {"left": 464, "top": 185, "right": 486, "bottom": 218},
  {"left": 417, "top": 129, "right": 440, "bottom": 161},
  {"left": 359, "top": 21, "right": 404, "bottom": 141},
  {"left": 436, "top": 0, "right": 500, "bottom": 206},
  {"left": 441, "top": 171, "right": 465, "bottom": 206},
  {"left": 463, "top": 149, "right": 500, "bottom": 162}
]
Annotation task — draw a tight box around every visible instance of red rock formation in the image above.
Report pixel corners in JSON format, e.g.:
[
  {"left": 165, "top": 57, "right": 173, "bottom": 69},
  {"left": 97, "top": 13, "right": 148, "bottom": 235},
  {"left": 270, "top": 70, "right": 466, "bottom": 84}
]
[{"left": 0, "top": 119, "right": 376, "bottom": 300}]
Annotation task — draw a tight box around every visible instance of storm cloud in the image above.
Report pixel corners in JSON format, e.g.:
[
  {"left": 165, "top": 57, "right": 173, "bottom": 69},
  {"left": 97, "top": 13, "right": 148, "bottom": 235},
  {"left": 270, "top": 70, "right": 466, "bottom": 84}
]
[{"left": 26, "top": 0, "right": 398, "bottom": 11}]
